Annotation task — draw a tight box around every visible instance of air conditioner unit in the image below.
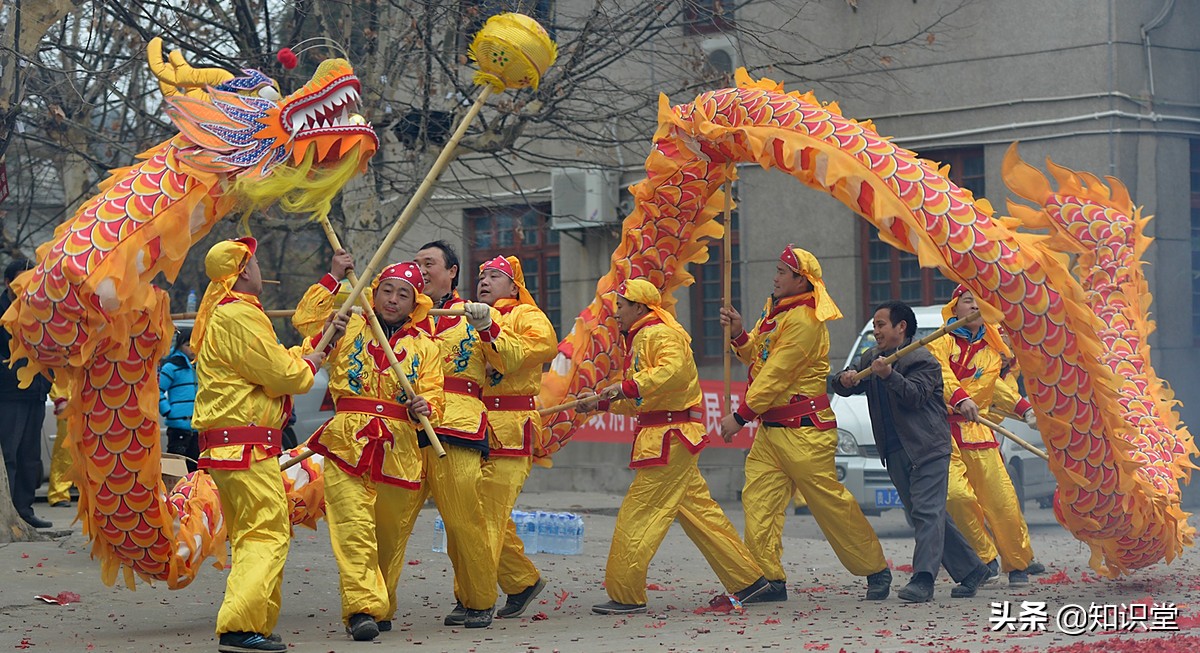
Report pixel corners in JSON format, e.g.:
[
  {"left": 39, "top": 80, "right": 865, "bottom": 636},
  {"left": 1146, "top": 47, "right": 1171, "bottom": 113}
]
[{"left": 550, "top": 167, "right": 619, "bottom": 230}]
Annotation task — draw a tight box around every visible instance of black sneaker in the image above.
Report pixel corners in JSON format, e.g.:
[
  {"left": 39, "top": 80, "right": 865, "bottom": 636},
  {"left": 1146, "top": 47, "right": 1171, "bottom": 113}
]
[
  {"left": 443, "top": 603, "right": 467, "bottom": 626},
  {"left": 217, "top": 632, "right": 287, "bottom": 653},
  {"left": 734, "top": 577, "right": 773, "bottom": 604},
  {"left": 496, "top": 577, "right": 547, "bottom": 618},
  {"left": 464, "top": 608, "right": 493, "bottom": 629},
  {"left": 591, "top": 600, "right": 648, "bottom": 615},
  {"left": 865, "top": 568, "right": 892, "bottom": 600},
  {"left": 49, "top": 501, "right": 71, "bottom": 508},
  {"left": 982, "top": 558, "right": 1000, "bottom": 584},
  {"left": 377, "top": 621, "right": 391, "bottom": 632},
  {"left": 266, "top": 634, "right": 282, "bottom": 643},
  {"left": 1026, "top": 560, "right": 1046, "bottom": 575},
  {"left": 348, "top": 613, "right": 379, "bottom": 641},
  {"left": 1009, "top": 569, "right": 1030, "bottom": 586},
  {"left": 951, "top": 564, "right": 990, "bottom": 598},
  {"left": 896, "top": 573, "right": 934, "bottom": 603}
]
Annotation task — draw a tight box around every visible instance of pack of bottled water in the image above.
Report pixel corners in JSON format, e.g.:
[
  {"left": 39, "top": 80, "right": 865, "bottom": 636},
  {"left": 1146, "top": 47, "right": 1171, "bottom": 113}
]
[
  {"left": 432, "top": 510, "right": 583, "bottom": 555},
  {"left": 535, "top": 511, "right": 584, "bottom": 555}
]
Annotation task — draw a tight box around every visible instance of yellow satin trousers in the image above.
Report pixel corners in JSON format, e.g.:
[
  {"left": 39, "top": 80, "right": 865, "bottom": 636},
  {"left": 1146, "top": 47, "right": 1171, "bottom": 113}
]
[
  {"left": 946, "top": 443, "right": 1033, "bottom": 572},
  {"left": 742, "top": 425, "right": 886, "bottom": 580},
  {"left": 606, "top": 440, "right": 763, "bottom": 606}
]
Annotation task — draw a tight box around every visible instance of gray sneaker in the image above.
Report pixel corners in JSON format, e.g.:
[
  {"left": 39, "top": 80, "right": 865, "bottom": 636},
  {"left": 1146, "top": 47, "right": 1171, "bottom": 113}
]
[{"left": 1009, "top": 569, "right": 1030, "bottom": 586}]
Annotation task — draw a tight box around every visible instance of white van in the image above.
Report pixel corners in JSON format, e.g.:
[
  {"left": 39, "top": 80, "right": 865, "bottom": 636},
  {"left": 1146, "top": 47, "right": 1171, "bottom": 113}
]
[{"left": 829, "top": 305, "right": 1056, "bottom": 515}]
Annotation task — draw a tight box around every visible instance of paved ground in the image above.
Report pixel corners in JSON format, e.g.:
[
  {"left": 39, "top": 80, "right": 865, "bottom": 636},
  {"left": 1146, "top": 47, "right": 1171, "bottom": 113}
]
[{"left": 2, "top": 490, "right": 1198, "bottom": 653}]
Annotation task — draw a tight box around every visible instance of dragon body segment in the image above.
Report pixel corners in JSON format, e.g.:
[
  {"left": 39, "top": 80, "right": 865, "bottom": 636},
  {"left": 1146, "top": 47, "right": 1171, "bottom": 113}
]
[
  {"left": 1, "top": 39, "right": 378, "bottom": 588},
  {"left": 540, "top": 70, "right": 1190, "bottom": 575}
]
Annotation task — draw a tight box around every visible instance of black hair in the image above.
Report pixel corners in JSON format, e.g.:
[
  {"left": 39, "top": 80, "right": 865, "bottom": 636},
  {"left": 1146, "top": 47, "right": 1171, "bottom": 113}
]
[
  {"left": 417, "top": 240, "right": 460, "bottom": 291},
  {"left": 174, "top": 327, "right": 194, "bottom": 351},
  {"left": 875, "top": 300, "right": 917, "bottom": 339},
  {"left": 5, "top": 258, "right": 34, "bottom": 284}
]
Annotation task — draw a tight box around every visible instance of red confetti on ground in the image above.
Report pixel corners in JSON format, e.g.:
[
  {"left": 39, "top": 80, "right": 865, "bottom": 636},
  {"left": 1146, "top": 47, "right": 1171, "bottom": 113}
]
[
  {"left": 803, "top": 644, "right": 829, "bottom": 651},
  {"left": 1037, "top": 570, "right": 1073, "bottom": 585},
  {"left": 895, "top": 564, "right": 914, "bottom": 573},
  {"left": 645, "top": 621, "right": 666, "bottom": 628},
  {"left": 34, "top": 591, "right": 81, "bottom": 605},
  {"left": 15, "top": 637, "right": 33, "bottom": 649},
  {"left": 763, "top": 618, "right": 781, "bottom": 624},
  {"left": 1030, "top": 633, "right": 1200, "bottom": 652},
  {"left": 1177, "top": 612, "right": 1200, "bottom": 629},
  {"left": 407, "top": 560, "right": 420, "bottom": 565},
  {"left": 554, "top": 589, "right": 570, "bottom": 611},
  {"left": 693, "top": 595, "right": 743, "bottom": 615},
  {"left": 21, "top": 553, "right": 28, "bottom": 559},
  {"left": 646, "top": 583, "right": 674, "bottom": 591},
  {"left": 531, "top": 612, "right": 548, "bottom": 621}
]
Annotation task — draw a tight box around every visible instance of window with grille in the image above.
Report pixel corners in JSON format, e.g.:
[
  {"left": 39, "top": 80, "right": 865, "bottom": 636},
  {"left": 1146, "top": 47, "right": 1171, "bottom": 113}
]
[
  {"left": 691, "top": 205, "right": 741, "bottom": 361},
  {"left": 861, "top": 147, "right": 983, "bottom": 315},
  {"left": 466, "top": 203, "right": 561, "bottom": 331},
  {"left": 683, "top": 0, "right": 735, "bottom": 35}
]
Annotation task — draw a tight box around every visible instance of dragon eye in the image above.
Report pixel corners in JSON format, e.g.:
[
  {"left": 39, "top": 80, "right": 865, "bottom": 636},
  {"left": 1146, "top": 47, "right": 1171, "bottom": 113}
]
[{"left": 258, "top": 86, "right": 281, "bottom": 101}]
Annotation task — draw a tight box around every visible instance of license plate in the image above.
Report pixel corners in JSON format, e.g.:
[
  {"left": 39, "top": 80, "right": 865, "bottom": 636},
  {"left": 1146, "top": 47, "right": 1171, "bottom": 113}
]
[{"left": 875, "top": 488, "right": 902, "bottom": 508}]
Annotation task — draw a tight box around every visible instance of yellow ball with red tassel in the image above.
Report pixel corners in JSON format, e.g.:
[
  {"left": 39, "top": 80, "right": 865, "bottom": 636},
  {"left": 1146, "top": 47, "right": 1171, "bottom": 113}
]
[{"left": 468, "top": 13, "right": 557, "bottom": 92}]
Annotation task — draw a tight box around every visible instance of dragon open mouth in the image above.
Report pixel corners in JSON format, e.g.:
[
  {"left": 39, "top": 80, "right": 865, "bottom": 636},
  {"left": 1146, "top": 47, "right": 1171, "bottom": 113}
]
[{"left": 281, "top": 75, "right": 378, "bottom": 143}]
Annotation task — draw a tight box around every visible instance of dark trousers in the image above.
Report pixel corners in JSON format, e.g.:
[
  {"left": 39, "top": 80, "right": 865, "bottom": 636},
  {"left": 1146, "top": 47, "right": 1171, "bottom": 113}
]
[
  {"left": 165, "top": 427, "right": 200, "bottom": 473},
  {"left": 885, "top": 448, "right": 983, "bottom": 582},
  {"left": 0, "top": 400, "right": 46, "bottom": 519}
]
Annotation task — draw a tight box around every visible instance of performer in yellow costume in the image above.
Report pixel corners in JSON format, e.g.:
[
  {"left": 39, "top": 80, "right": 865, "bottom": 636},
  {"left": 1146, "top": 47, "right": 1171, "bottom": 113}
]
[
  {"left": 927, "top": 286, "right": 1041, "bottom": 586},
  {"left": 720, "top": 245, "right": 891, "bottom": 602},
  {"left": 408, "top": 240, "right": 521, "bottom": 629},
  {"left": 474, "top": 256, "right": 556, "bottom": 618},
  {"left": 585, "top": 279, "right": 770, "bottom": 615},
  {"left": 292, "top": 252, "right": 444, "bottom": 641},
  {"left": 47, "top": 379, "right": 74, "bottom": 507},
  {"left": 191, "top": 237, "right": 343, "bottom": 653}
]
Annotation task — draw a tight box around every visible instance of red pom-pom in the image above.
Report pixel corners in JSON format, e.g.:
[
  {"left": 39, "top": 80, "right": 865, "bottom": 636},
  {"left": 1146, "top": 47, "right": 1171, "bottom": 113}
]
[{"left": 277, "top": 48, "right": 298, "bottom": 70}]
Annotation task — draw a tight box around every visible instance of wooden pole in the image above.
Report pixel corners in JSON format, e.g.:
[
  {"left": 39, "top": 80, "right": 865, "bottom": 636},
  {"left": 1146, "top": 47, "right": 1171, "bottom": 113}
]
[
  {"left": 280, "top": 447, "right": 317, "bottom": 471},
  {"left": 538, "top": 396, "right": 595, "bottom": 417},
  {"left": 978, "top": 416, "right": 1049, "bottom": 461},
  {"left": 428, "top": 308, "right": 467, "bottom": 317},
  {"left": 171, "top": 309, "right": 298, "bottom": 320},
  {"left": 312, "top": 85, "right": 496, "bottom": 353},
  {"left": 722, "top": 178, "right": 733, "bottom": 414},
  {"left": 314, "top": 218, "right": 446, "bottom": 458},
  {"left": 852, "top": 309, "right": 982, "bottom": 382}
]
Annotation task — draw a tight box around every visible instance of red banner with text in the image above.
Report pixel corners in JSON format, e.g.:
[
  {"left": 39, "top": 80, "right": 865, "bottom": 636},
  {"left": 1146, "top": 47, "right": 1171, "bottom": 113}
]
[{"left": 568, "top": 378, "right": 759, "bottom": 449}]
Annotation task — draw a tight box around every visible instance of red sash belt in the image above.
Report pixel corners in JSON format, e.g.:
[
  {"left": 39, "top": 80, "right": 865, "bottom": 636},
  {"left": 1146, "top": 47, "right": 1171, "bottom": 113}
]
[
  {"left": 445, "top": 376, "right": 483, "bottom": 399},
  {"left": 336, "top": 397, "right": 410, "bottom": 422},
  {"left": 759, "top": 393, "right": 830, "bottom": 422},
  {"left": 484, "top": 394, "right": 536, "bottom": 411},
  {"left": 637, "top": 406, "right": 702, "bottom": 428},
  {"left": 199, "top": 425, "right": 282, "bottom": 451}
]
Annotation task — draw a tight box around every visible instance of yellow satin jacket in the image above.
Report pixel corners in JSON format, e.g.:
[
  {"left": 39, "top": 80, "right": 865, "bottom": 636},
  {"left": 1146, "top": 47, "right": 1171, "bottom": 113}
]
[
  {"left": 293, "top": 278, "right": 444, "bottom": 487},
  {"left": 193, "top": 295, "right": 316, "bottom": 469},
  {"left": 484, "top": 299, "right": 558, "bottom": 456}
]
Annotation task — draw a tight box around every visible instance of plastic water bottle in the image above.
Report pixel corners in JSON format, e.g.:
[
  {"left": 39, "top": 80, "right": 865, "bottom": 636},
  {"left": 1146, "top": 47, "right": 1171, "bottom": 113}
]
[
  {"left": 513, "top": 510, "right": 539, "bottom": 554},
  {"left": 433, "top": 514, "right": 447, "bottom": 553},
  {"left": 185, "top": 289, "right": 198, "bottom": 313},
  {"left": 566, "top": 513, "right": 584, "bottom": 555},
  {"left": 537, "top": 511, "right": 557, "bottom": 554}
]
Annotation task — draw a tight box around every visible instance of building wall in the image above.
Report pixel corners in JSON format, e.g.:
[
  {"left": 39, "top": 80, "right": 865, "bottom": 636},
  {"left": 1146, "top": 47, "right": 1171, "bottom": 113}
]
[{"left": 387, "top": 1, "right": 1200, "bottom": 501}]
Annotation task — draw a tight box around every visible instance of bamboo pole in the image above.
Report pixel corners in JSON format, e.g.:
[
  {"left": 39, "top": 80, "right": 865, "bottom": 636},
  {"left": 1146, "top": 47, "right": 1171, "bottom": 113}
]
[
  {"left": 428, "top": 308, "right": 467, "bottom": 317},
  {"left": 852, "top": 309, "right": 981, "bottom": 382},
  {"left": 537, "top": 396, "right": 596, "bottom": 417},
  {"left": 311, "top": 85, "right": 495, "bottom": 354},
  {"left": 314, "top": 218, "right": 446, "bottom": 457},
  {"left": 280, "top": 447, "right": 317, "bottom": 471},
  {"left": 978, "top": 416, "right": 1049, "bottom": 461},
  {"left": 722, "top": 178, "right": 733, "bottom": 414}
]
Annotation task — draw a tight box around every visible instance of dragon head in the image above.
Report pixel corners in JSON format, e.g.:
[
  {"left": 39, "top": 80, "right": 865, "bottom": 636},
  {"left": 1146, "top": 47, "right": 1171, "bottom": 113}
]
[{"left": 148, "top": 37, "right": 379, "bottom": 179}]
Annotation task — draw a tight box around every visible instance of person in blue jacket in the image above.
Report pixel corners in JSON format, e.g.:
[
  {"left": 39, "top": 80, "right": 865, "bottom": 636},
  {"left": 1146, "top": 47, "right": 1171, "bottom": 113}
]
[{"left": 159, "top": 327, "right": 199, "bottom": 471}]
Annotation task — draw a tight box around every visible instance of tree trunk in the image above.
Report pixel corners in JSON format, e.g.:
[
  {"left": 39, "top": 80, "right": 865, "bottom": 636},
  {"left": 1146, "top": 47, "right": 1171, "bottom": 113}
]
[{"left": 0, "top": 458, "right": 43, "bottom": 543}]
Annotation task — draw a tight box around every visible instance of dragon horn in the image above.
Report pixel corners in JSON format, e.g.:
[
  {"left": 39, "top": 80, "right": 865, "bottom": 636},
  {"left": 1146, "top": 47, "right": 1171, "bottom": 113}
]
[{"left": 147, "top": 37, "right": 235, "bottom": 100}]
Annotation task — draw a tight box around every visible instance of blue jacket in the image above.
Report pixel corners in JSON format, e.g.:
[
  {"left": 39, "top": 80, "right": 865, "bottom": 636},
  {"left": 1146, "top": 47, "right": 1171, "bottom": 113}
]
[{"left": 158, "top": 349, "right": 196, "bottom": 430}]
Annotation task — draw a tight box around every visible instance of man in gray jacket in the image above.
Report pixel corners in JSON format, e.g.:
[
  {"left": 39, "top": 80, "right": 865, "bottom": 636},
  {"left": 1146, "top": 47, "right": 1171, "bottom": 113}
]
[{"left": 830, "top": 301, "right": 989, "bottom": 602}]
